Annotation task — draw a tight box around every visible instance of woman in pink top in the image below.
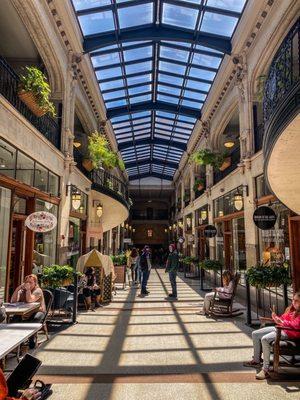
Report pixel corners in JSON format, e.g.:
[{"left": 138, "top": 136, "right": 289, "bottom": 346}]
[
  {"left": 244, "top": 291, "right": 300, "bottom": 379},
  {"left": 198, "top": 270, "right": 234, "bottom": 315}
]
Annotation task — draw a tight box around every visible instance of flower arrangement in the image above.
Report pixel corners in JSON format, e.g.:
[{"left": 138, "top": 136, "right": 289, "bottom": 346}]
[
  {"left": 246, "top": 262, "right": 291, "bottom": 289},
  {"left": 18, "top": 66, "right": 56, "bottom": 117}
]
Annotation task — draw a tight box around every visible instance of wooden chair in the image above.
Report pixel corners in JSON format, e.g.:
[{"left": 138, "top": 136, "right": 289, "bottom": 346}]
[
  {"left": 260, "top": 317, "right": 300, "bottom": 374},
  {"left": 208, "top": 272, "right": 243, "bottom": 317},
  {"left": 39, "top": 289, "right": 53, "bottom": 341}
]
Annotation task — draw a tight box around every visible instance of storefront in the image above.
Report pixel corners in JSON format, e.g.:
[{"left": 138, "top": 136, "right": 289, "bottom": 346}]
[
  {"left": 67, "top": 185, "right": 88, "bottom": 268},
  {"left": 214, "top": 186, "right": 246, "bottom": 270},
  {"left": 196, "top": 204, "right": 209, "bottom": 261},
  {"left": 0, "top": 138, "right": 60, "bottom": 299},
  {"left": 184, "top": 213, "right": 193, "bottom": 256}
]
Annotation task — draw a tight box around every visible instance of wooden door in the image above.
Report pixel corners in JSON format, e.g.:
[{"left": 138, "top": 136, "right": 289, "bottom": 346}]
[
  {"left": 289, "top": 217, "right": 300, "bottom": 292},
  {"left": 9, "top": 218, "right": 26, "bottom": 297},
  {"left": 223, "top": 221, "right": 233, "bottom": 271}
]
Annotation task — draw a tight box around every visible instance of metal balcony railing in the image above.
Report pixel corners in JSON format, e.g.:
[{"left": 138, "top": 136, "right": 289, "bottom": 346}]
[{"left": 0, "top": 56, "right": 61, "bottom": 150}]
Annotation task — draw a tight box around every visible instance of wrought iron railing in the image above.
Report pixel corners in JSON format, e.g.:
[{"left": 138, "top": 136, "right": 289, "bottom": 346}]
[
  {"left": 73, "top": 148, "right": 130, "bottom": 208},
  {"left": 263, "top": 19, "right": 300, "bottom": 124},
  {"left": 0, "top": 56, "right": 61, "bottom": 149},
  {"left": 213, "top": 146, "right": 241, "bottom": 184}
]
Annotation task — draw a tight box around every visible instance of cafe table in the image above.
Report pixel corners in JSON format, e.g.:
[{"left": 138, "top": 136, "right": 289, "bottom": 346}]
[
  {"left": 0, "top": 323, "right": 42, "bottom": 368},
  {"left": 4, "top": 302, "right": 40, "bottom": 321}
]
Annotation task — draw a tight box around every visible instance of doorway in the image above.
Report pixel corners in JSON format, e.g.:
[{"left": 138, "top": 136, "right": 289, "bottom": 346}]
[{"left": 289, "top": 216, "right": 300, "bottom": 291}]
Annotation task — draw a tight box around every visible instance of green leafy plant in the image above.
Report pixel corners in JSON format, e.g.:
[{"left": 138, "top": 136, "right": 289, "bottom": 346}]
[
  {"left": 19, "top": 66, "right": 56, "bottom": 117},
  {"left": 190, "top": 149, "right": 227, "bottom": 169},
  {"left": 246, "top": 263, "right": 291, "bottom": 289},
  {"left": 199, "top": 259, "right": 223, "bottom": 271},
  {"left": 182, "top": 256, "right": 199, "bottom": 264},
  {"left": 87, "top": 131, "right": 125, "bottom": 171},
  {"left": 41, "top": 265, "right": 77, "bottom": 288},
  {"left": 193, "top": 177, "right": 205, "bottom": 192},
  {"left": 111, "top": 254, "right": 127, "bottom": 266}
]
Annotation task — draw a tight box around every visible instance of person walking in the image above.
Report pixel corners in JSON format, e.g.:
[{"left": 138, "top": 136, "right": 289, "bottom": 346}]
[
  {"left": 165, "top": 244, "right": 179, "bottom": 300},
  {"left": 140, "top": 246, "right": 151, "bottom": 296},
  {"left": 129, "top": 247, "right": 139, "bottom": 284}
]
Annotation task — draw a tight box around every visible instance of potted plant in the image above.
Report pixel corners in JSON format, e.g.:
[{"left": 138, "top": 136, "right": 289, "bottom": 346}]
[
  {"left": 199, "top": 259, "right": 223, "bottom": 271},
  {"left": 18, "top": 66, "right": 56, "bottom": 117},
  {"left": 193, "top": 177, "right": 205, "bottom": 192},
  {"left": 219, "top": 155, "right": 231, "bottom": 171},
  {"left": 246, "top": 263, "right": 291, "bottom": 289},
  {"left": 190, "top": 149, "right": 227, "bottom": 169},
  {"left": 111, "top": 254, "right": 127, "bottom": 266},
  {"left": 41, "top": 265, "right": 75, "bottom": 289}
]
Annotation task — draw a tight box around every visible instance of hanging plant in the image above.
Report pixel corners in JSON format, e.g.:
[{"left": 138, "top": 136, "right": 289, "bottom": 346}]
[
  {"left": 190, "top": 149, "right": 227, "bottom": 169},
  {"left": 199, "top": 259, "right": 223, "bottom": 271},
  {"left": 87, "top": 131, "right": 125, "bottom": 171},
  {"left": 246, "top": 263, "right": 291, "bottom": 289},
  {"left": 18, "top": 66, "right": 56, "bottom": 117},
  {"left": 193, "top": 177, "right": 205, "bottom": 192}
]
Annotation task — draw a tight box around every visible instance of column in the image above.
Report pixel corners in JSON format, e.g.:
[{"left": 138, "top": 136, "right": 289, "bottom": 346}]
[
  {"left": 181, "top": 181, "right": 185, "bottom": 211},
  {"left": 190, "top": 166, "right": 195, "bottom": 202}
]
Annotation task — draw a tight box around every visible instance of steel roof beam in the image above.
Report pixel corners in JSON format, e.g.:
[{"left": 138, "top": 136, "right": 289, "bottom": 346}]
[
  {"left": 84, "top": 26, "right": 232, "bottom": 54},
  {"left": 119, "top": 137, "right": 187, "bottom": 151},
  {"left": 128, "top": 172, "right": 174, "bottom": 181},
  {"left": 126, "top": 158, "right": 178, "bottom": 169},
  {"left": 107, "top": 100, "right": 201, "bottom": 119}
]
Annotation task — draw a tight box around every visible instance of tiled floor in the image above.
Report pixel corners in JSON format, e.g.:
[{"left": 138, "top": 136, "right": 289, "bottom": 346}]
[{"left": 34, "top": 269, "right": 300, "bottom": 399}]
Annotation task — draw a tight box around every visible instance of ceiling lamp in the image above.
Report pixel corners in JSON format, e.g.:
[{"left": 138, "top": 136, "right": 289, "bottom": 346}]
[
  {"left": 234, "top": 193, "right": 244, "bottom": 211},
  {"left": 71, "top": 192, "right": 81, "bottom": 210},
  {"left": 73, "top": 140, "right": 81, "bottom": 148},
  {"left": 224, "top": 141, "right": 235, "bottom": 148},
  {"left": 96, "top": 204, "right": 103, "bottom": 217},
  {"left": 0, "top": 158, "right": 6, "bottom": 168}
]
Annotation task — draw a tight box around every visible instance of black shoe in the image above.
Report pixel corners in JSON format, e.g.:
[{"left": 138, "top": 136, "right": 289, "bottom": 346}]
[
  {"left": 145, "top": 290, "right": 150, "bottom": 294},
  {"left": 168, "top": 294, "right": 174, "bottom": 297},
  {"left": 28, "top": 336, "right": 37, "bottom": 349}
]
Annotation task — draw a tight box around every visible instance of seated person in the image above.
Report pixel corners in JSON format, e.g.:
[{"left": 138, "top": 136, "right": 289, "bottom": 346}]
[
  {"left": 80, "top": 267, "right": 101, "bottom": 310},
  {"left": 244, "top": 291, "right": 300, "bottom": 380},
  {"left": 10, "top": 274, "right": 46, "bottom": 348},
  {"left": 198, "top": 270, "right": 234, "bottom": 315},
  {"left": 0, "top": 369, "right": 41, "bottom": 400}
]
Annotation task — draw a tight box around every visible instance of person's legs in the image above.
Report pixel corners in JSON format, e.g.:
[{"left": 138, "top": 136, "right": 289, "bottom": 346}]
[
  {"left": 252, "top": 327, "right": 276, "bottom": 364},
  {"left": 169, "top": 271, "right": 177, "bottom": 297},
  {"left": 203, "top": 292, "right": 214, "bottom": 313},
  {"left": 126, "top": 267, "right": 131, "bottom": 286},
  {"left": 83, "top": 288, "right": 92, "bottom": 310},
  {"left": 141, "top": 270, "right": 148, "bottom": 294},
  {"left": 94, "top": 289, "right": 101, "bottom": 307},
  {"left": 27, "top": 311, "right": 46, "bottom": 348}
]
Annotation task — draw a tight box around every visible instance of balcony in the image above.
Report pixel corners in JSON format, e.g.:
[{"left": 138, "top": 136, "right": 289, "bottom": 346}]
[
  {"left": 74, "top": 148, "right": 130, "bottom": 210},
  {"left": 0, "top": 56, "right": 61, "bottom": 149},
  {"left": 213, "top": 147, "right": 241, "bottom": 185}
]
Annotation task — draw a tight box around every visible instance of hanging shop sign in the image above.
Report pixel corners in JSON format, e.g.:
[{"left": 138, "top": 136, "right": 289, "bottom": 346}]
[
  {"left": 25, "top": 211, "right": 57, "bottom": 233},
  {"left": 178, "top": 236, "right": 185, "bottom": 244},
  {"left": 204, "top": 225, "right": 217, "bottom": 238},
  {"left": 253, "top": 206, "right": 277, "bottom": 230}
]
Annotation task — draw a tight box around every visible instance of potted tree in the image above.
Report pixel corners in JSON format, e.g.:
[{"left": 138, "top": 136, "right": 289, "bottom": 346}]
[{"left": 18, "top": 66, "right": 56, "bottom": 117}]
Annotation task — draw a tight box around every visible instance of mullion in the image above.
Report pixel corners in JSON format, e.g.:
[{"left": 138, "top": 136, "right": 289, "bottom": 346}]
[
  {"left": 102, "top": 81, "right": 152, "bottom": 95},
  {"left": 157, "top": 90, "right": 203, "bottom": 104},
  {"left": 155, "top": 114, "right": 194, "bottom": 127},
  {"left": 162, "top": 0, "right": 241, "bottom": 18},
  {"left": 91, "top": 42, "right": 152, "bottom": 57},
  {"left": 95, "top": 57, "right": 153, "bottom": 71},
  {"left": 115, "top": 123, "right": 151, "bottom": 134},
  {"left": 99, "top": 69, "right": 152, "bottom": 83},
  {"left": 157, "top": 80, "right": 208, "bottom": 95},
  {"left": 155, "top": 119, "right": 193, "bottom": 133},
  {"left": 76, "top": 0, "right": 153, "bottom": 16},
  {"left": 160, "top": 42, "right": 223, "bottom": 59},
  {"left": 155, "top": 123, "right": 190, "bottom": 135},
  {"left": 159, "top": 57, "right": 218, "bottom": 73},
  {"left": 157, "top": 69, "right": 212, "bottom": 84},
  {"left": 106, "top": 90, "right": 152, "bottom": 104}
]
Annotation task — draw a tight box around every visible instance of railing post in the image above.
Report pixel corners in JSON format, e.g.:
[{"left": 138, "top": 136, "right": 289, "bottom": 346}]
[
  {"left": 245, "top": 276, "right": 252, "bottom": 326},
  {"left": 283, "top": 284, "right": 289, "bottom": 309}
]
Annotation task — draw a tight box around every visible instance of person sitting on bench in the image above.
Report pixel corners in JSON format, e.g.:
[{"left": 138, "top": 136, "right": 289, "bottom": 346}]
[
  {"left": 244, "top": 291, "right": 300, "bottom": 380},
  {"left": 0, "top": 369, "right": 41, "bottom": 400},
  {"left": 198, "top": 270, "right": 234, "bottom": 315}
]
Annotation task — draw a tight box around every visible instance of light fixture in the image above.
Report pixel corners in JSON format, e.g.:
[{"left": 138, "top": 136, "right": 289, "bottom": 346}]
[
  {"left": 173, "top": 223, "right": 176, "bottom": 230},
  {"left": 224, "top": 141, "right": 235, "bottom": 148},
  {"left": 164, "top": 228, "right": 168, "bottom": 233},
  {"left": 125, "top": 223, "right": 129, "bottom": 229},
  {"left": 132, "top": 228, "right": 136, "bottom": 233},
  {"left": 186, "top": 217, "right": 191, "bottom": 227},
  {"left": 96, "top": 204, "right": 103, "bottom": 217},
  {"left": 0, "top": 158, "right": 6, "bottom": 168},
  {"left": 73, "top": 140, "right": 81, "bottom": 148},
  {"left": 45, "top": 202, "right": 53, "bottom": 210},
  {"left": 169, "top": 226, "right": 172, "bottom": 231},
  {"left": 129, "top": 225, "right": 132, "bottom": 231},
  {"left": 200, "top": 210, "right": 207, "bottom": 221},
  {"left": 121, "top": 222, "right": 124, "bottom": 228},
  {"left": 218, "top": 210, "right": 224, "bottom": 217},
  {"left": 234, "top": 193, "right": 244, "bottom": 211},
  {"left": 71, "top": 192, "right": 81, "bottom": 210},
  {"left": 79, "top": 205, "right": 84, "bottom": 213}
]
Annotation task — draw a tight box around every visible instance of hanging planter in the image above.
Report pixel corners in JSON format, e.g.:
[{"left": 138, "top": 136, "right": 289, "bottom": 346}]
[
  {"left": 18, "top": 66, "right": 56, "bottom": 117},
  {"left": 219, "top": 156, "right": 231, "bottom": 171},
  {"left": 193, "top": 177, "right": 205, "bottom": 192},
  {"left": 190, "top": 149, "right": 228, "bottom": 169},
  {"left": 246, "top": 263, "right": 291, "bottom": 289},
  {"left": 82, "top": 158, "right": 94, "bottom": 172}
]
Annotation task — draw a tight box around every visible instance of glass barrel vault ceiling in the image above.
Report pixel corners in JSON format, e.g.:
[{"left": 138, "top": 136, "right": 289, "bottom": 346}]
[{"left": 72, "top": 0, "right": 247, "bottom": 181}]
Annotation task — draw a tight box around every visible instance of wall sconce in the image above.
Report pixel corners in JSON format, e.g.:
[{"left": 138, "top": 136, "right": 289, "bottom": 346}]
[
  {"left": 72, "top": 192, "right": 81, "bottom": 210},
  {"left": 200, "top": 210, "right": 207, "bottom": 221},
  {"left": 125, "top": 223, "right": 129, "bottom": 229},
  {"left": 121, "top": 222, "right": 124, "bottom": 228},
  {"left": 79, "top": 205, "right": 84, "bottom": 213},
  {"left": 96, "top": 204, "right": 103, "bottom": 217},
  {"left": 218, "top": 210, "right": 224, "bottom": 217},
  {"left": 132, "top": 228, "right": 136, "bottom": 233},
  {"left": 129, "top": 226, "right": 132, "bottom": 231},
  {"left": 169, "top": 226, "right": 172, "bottom": 230},
  {"left": 45, "top": 201, "right": 53, "bottom": 210},
  {"left": 234, "top": 193, "right": 243, "bottom": 211},
  {"left": 173, "top": 223, "right": 176, "bottom": 230},
  {"left": 186, "top": 217, "right": 191, "bottom": 227},
  {"left": 164, "top": 228, "right": 168, "bottom": 233}
]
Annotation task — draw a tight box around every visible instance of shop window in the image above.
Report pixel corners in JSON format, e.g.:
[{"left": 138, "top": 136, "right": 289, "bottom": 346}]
[
  {"left": 49, "top": 172, "right": 59, "bottom": 196},
  {"left": 68, "top": 217, "right": 81, "bottom": 267},
  {"left": 34, "top": 163, "right": 48, "bottom": 192},
  {"left": 0, "top": 139, "right": 16, "bottom": 179},
  {"left": 0, "top": 187, "right": 11, "bottom": 298},
  {"left": 214, "top": 186, "right": 244, "bottom": 217},
  {"left": 13, "top": 196, "right": 26, "bottom": 214},
  {"left": 34, "top": 199, "right": 58, "bottom": 268},
  {"left": 232, "top": 217, "right": 246, "bottom": 269},
  {"left": 16, "top": 151, "right": 34, "bottom": 186},
  {"left": 216, "top": 223, "right": 224, "bottom": 264}
]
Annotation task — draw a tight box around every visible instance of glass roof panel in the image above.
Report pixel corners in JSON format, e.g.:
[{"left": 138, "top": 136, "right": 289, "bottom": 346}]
[
  {"left": 72, "top": 0, "right": 247, "bottom": 180},
  {"left": 162, "top": 3, "right": 198, "bottom": 30},
  {"left": 201, "top": 12, "right": 238, "bottom": 37},
  {"left": 78, "top": 11, "right": 114, "bottom": 35},
  {"left": 118, "top": 3, "right": 153, "bottom": 29}
]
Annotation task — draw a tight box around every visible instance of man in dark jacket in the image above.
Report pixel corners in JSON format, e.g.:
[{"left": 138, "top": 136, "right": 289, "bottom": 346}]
[
  {"left": 165, "top": 243, "right": 179, "bottom": 299},
  {"left": 140, "top": 245, "right": 151, "bottom": 296}
]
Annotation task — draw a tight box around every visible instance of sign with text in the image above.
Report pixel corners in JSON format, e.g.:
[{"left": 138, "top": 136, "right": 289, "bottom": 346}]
[
  {"left": 25, "top": 211, "right": 57, "bottom": 233},
  {"left": 253, "top": 206, "right": 277, "bottom": 230},
  {"left": 178, "top": 236, "right": 185, "bottom": 244},
  {"left": 204, "top": 225, "right": 217, "bottom": 238}
]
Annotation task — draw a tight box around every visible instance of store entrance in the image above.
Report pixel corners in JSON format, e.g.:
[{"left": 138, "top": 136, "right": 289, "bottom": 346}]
[
  {"left": 289, "top": 216, "right": 300, "bottom": 291},
  {"left": 9, "top": 216, "right": 27, "bottom": 298}
]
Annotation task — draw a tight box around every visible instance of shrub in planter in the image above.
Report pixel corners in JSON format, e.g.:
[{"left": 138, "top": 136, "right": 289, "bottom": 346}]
[
  {"left": 111, "top": 254, "right": 127, "bottom": 266},
  {"left": 246, "top": 263, "right": 291, "bottom": 289},
  {"left": 18, "top": 66, "right": 56, "bottom": 117},
  {"left": 199, "top": 259, "right": 223, "bottom": 271},
  {"left": 41, "top": 265, "right": 75, "bottom": 289}
]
